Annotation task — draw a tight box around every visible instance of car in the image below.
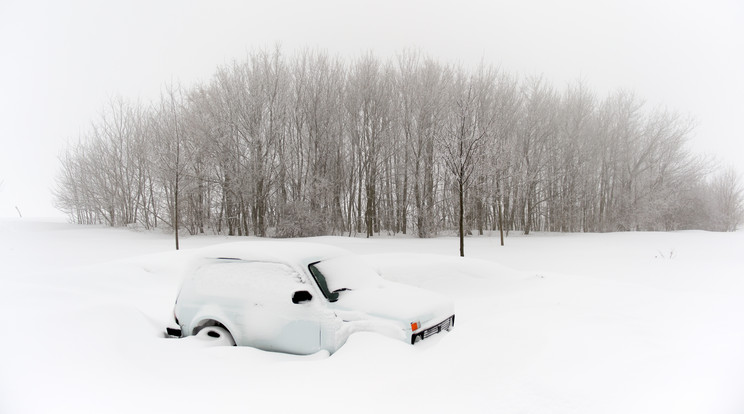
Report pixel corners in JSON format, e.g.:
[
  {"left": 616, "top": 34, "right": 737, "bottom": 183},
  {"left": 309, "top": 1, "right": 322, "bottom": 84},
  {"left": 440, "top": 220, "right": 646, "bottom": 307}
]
[{"left": 166, "top": 241, "right": 455, "bottom": 354}]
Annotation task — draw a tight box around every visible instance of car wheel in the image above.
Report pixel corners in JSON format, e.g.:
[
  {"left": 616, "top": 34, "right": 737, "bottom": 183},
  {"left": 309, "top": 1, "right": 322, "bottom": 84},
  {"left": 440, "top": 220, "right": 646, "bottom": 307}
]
[{"left": 196, "top": 325, "right": 236, "bottom": 346}]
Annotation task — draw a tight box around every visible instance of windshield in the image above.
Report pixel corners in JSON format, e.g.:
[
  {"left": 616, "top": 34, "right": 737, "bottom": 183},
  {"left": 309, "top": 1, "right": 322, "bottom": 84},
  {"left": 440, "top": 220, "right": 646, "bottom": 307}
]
[{"left": 308, "top": 256, "right": 382, "bottom": 301}]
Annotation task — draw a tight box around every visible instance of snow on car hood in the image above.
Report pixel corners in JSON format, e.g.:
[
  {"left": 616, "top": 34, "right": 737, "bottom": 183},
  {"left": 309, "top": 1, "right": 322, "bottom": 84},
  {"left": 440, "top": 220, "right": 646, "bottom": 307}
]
[
  {"left": 312, "top": 255, "right": 454, "bottom": 329},
  {"left": 330, "top": 280, "right": 454, "bottom": 329},
  {"left": 313, "top": 255, "right": 383, "bottom": 292}
]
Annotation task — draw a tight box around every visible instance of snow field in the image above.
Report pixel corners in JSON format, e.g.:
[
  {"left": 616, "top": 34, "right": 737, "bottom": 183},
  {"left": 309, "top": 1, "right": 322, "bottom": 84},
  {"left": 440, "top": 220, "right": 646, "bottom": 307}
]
[{"left": 1, "top": 218, "right": 743, "bottom": 413}]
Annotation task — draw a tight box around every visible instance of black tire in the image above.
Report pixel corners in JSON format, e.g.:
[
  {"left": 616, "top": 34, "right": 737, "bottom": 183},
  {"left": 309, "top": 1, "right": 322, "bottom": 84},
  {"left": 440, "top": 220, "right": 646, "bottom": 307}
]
[{"left": 196, "top": 325, "right": 236, "bottom": 346}]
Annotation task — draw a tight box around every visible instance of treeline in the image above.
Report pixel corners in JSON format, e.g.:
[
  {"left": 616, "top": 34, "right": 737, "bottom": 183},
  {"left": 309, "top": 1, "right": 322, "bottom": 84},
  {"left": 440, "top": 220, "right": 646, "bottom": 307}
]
[{"left": 55, "top": 48, "right": 742, "bottom": 241}]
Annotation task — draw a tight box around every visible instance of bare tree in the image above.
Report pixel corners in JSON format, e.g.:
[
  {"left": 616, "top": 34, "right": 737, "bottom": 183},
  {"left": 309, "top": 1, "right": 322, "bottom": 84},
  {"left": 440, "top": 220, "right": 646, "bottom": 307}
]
[
  {"left": 514, "top": 76, "right": 558, "bottom": 234},
  {"left": 346, "top": 53, "right": 394, "bottom": 237},
  {"left": 441, "top": 64, "right": 497, "bottom": 256},
  {"left": 395, "top": 52, "right": 451, "bottom": 237},
  {"left": 709, "top": 167, "right": 743, "bottom": 231},
  {"left": 151, "top": 83, "right": 190, "bottom": 249}
]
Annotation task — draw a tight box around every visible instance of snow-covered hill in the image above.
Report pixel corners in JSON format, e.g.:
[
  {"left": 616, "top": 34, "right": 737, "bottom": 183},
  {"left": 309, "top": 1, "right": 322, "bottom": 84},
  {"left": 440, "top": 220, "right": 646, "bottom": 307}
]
[{"left": 1, "top": 218, "right": 743, "bottom": 413}]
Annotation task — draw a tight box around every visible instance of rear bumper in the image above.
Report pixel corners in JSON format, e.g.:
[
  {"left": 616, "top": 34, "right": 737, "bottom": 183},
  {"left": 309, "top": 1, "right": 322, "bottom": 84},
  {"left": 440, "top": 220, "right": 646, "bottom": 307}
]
[
  {"left": 411, "top": 315, "right": 454, "bottom": 344},
  {"left": 165, "top": 326, "right": 182, "bottom": 338}
]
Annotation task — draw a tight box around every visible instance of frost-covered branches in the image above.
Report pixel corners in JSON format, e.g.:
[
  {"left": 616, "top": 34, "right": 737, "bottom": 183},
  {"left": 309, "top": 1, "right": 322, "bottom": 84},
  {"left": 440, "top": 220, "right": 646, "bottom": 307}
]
[
  {"left": 54, "top": 48, "right": 742, "bottom": 237},
  {"left": 707, "top": 167, "right": 744, "bottom": 231}
]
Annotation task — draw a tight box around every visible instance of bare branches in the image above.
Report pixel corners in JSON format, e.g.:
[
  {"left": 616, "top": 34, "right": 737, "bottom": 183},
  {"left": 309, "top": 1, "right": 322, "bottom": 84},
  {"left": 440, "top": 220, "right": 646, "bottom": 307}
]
[{"left": 53, "top": 47, "right": 741, "bottom": 240}]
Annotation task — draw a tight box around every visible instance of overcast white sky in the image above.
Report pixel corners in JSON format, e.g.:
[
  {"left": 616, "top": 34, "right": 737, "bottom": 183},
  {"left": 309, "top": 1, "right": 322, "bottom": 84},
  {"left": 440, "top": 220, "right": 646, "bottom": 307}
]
[{"left": 1, "top": 0, "right": 742, "bottom": 218}]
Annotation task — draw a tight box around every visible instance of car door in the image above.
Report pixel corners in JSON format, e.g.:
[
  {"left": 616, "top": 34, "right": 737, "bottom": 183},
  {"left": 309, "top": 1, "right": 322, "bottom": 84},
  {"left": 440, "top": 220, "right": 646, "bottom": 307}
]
[{"left": 199, "top": 260, "right": 324, "bottom": 355}]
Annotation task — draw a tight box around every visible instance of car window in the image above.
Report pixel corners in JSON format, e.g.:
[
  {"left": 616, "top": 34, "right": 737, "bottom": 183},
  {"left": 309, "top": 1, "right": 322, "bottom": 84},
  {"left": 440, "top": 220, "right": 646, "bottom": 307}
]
[
  {"left": 192, "top": 260, "right": 304, "bottom": 303},
  {"left": 308, "top": 262, "right": 337, "bottom": 302}
]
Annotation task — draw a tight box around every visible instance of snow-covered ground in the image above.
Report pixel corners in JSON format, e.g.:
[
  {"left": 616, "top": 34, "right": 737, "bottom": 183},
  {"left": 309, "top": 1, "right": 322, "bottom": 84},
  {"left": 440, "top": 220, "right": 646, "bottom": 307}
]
[{"left": 1, "top": 218, "right": 743, "bottom": 414}]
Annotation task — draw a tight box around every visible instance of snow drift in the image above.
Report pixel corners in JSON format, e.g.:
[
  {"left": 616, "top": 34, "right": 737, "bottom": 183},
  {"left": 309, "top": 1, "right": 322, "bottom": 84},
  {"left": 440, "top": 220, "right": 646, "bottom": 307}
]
[{"left": 1, "top": 218, "right": 743, "bottom": 414}]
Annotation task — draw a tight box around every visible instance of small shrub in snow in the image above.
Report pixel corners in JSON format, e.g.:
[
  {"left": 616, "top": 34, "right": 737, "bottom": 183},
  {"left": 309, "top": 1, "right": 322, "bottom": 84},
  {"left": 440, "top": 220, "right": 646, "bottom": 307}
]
[
  {"left": 274, "top": 202, "right": 327, "bottom": 238},
  {"left": 654, "top": 249, "right": 675, "bottom": 260}
]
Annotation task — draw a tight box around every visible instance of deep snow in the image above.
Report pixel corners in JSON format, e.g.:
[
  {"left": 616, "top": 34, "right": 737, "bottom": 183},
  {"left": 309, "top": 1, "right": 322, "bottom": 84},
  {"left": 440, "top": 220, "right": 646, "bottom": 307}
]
[{"left": 1, "top": 218, "right": 743, "bottom": 413}]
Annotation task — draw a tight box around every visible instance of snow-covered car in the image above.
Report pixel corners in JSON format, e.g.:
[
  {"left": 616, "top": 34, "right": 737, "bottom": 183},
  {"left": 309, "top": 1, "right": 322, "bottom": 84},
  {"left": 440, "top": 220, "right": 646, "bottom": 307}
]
[{"left": 166, "top": 241, "right": 455, "bottom": 354}]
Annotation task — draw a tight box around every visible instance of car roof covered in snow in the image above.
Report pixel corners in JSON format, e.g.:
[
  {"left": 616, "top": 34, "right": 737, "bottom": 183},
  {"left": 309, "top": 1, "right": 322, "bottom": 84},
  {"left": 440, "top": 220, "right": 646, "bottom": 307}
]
[{"left": 192, "top": 241, "right": 349, "bottom": 267}]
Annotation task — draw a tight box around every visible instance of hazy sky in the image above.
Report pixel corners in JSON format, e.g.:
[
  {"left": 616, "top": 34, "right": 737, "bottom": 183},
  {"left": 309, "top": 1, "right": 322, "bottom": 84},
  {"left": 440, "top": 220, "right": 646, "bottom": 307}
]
[{"left": 1, "top": 0, "right": 742, "bottom": 218}]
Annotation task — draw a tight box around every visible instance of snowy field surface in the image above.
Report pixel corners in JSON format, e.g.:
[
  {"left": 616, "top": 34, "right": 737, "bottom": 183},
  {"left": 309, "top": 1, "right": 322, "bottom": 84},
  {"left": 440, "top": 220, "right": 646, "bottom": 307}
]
[{"left": 1, "top": 218, "right": 743, "bottom": 414}]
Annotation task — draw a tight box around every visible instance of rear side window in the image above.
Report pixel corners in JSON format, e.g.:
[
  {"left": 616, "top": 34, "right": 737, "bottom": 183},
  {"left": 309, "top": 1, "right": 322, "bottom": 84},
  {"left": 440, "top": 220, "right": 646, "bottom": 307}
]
[{"left": 189, "top": 260, "right": 304, "bottom": 304}]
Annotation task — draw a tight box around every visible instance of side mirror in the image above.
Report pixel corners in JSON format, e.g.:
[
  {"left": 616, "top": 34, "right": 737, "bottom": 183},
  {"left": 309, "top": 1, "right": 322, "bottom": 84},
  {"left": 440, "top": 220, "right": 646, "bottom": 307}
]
[{"left": 292, "top": 290, "right": 313, "bottom": 304}]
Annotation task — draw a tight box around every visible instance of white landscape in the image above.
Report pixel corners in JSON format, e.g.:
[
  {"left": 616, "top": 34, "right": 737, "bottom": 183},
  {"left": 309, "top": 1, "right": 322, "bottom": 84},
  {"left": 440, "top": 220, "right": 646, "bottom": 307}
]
[
  {"left": 2, "top": 1, "right": 744, "bottom": 413},
  {"left": 1, "top": 218, "right": 742, "bottom": 414}
]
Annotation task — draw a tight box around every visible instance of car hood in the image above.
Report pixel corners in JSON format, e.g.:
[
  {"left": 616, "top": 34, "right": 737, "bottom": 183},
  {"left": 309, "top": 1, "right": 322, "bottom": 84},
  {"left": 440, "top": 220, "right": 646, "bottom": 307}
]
[{"left": 329, "top": 280, "right": 454, "bottom": 329}]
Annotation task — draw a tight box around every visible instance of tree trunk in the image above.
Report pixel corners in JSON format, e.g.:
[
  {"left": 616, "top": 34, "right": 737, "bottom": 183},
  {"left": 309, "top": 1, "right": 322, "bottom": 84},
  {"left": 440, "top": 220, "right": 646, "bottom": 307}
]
[
  {"left": 459, "top": 176, "right": 465, "bottom": 257},
  {"left": 498, "top": 197, "right": 504, "bottom": 246}
]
